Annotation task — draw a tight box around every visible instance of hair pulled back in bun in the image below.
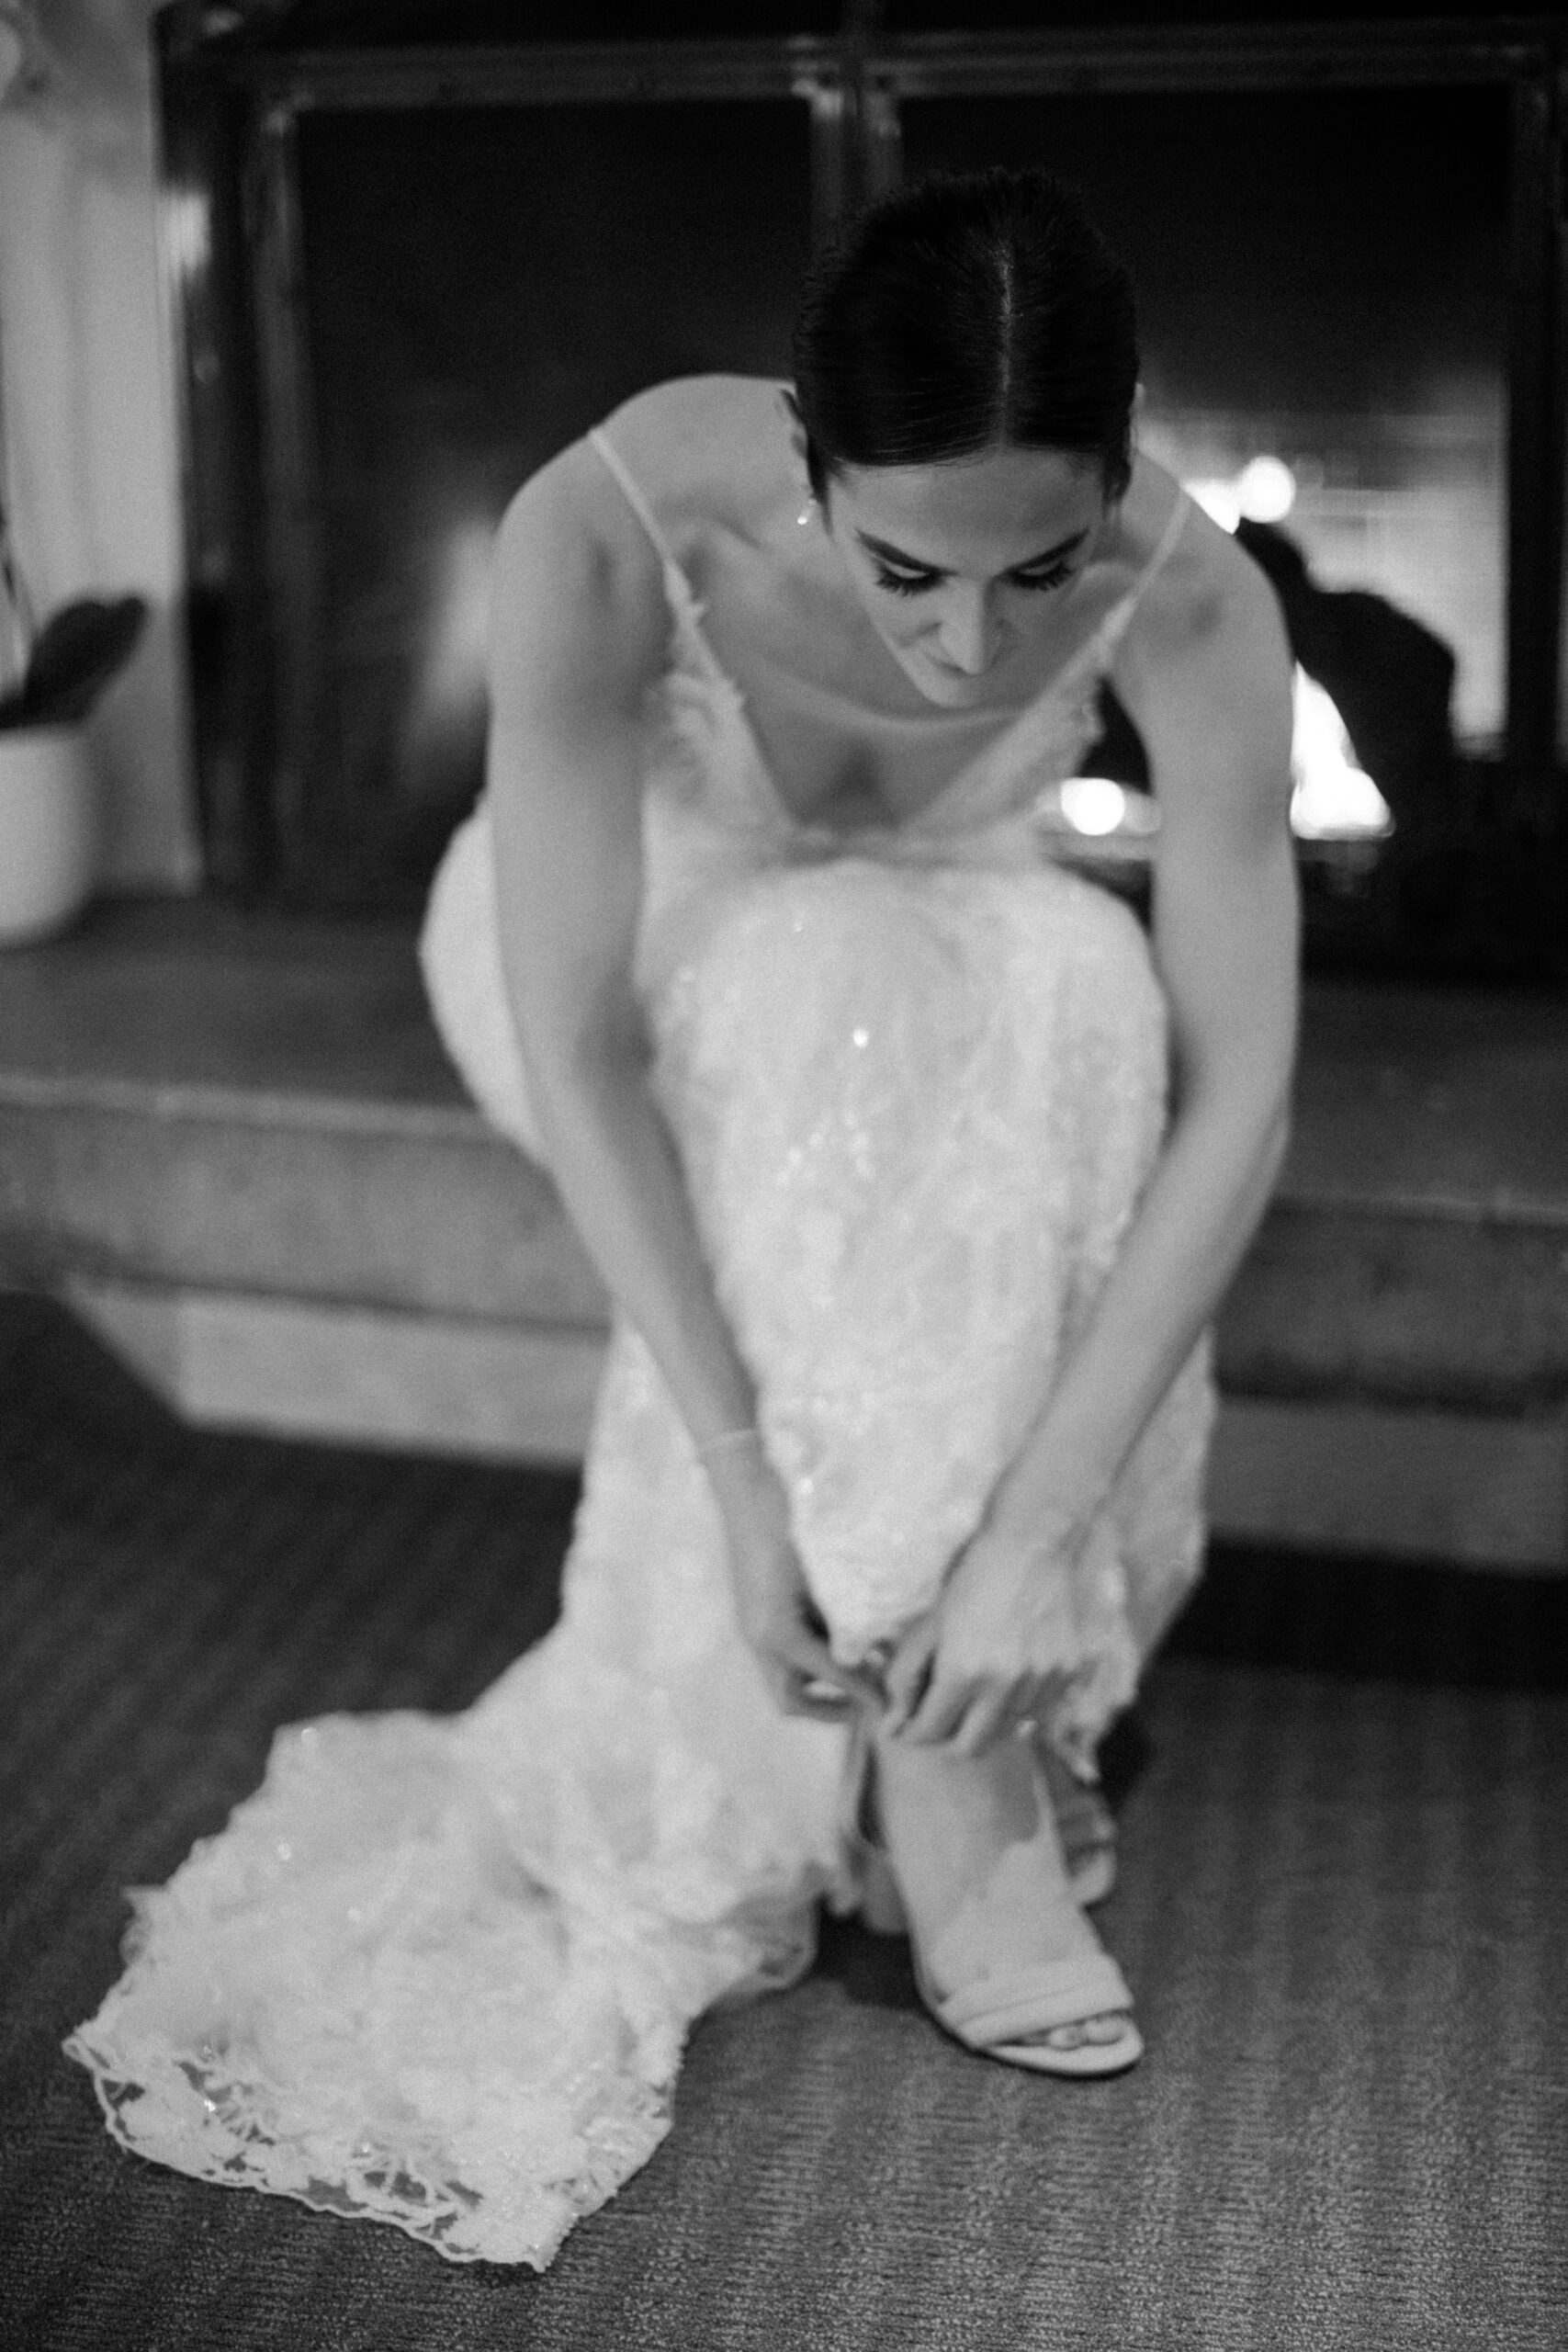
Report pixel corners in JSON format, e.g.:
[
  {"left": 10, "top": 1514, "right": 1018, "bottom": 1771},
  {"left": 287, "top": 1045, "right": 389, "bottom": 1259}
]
[{"left": 792, "top": 167, "right": 1140, "bottom": 504}]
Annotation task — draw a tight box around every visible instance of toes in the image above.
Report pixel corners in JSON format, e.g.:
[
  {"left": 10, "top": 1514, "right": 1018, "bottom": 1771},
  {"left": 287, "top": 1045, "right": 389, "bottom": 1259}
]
[{"left": 1043, "top": 2011, "right": 1127, "bottom": 2050}]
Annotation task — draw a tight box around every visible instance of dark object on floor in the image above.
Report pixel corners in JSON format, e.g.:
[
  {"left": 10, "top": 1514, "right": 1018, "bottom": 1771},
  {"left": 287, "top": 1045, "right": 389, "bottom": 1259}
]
[{"left": 1, "top": 1295, "right": 1563, "bottom": 2352}]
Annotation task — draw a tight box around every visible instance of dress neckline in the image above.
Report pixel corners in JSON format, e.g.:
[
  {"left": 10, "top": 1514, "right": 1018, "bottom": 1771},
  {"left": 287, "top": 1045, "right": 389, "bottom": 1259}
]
[{"left": 586, "top": 425, "right": 1189, "bottom": 842}]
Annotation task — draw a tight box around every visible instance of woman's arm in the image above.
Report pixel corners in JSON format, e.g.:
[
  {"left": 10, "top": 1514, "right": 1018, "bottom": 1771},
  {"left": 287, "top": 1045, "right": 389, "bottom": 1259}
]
[
  {"left": 989, "top": 542, "right": 1299, "bottom": 1535},
  {"left": 485, "top": 440, "right": 872, "bottom": 1719},
  {"left": 888, "top": 535, "right": 1298, "bottom": 1747}
]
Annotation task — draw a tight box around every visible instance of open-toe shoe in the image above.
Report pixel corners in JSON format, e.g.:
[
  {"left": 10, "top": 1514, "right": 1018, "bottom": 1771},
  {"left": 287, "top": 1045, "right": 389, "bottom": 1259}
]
[
  {"left": 911, "top": 1934, "right": 1143, "bottom": 2078},
  {"left": 886, "top": 1766, "right": 1143, "bottom": 2081}
]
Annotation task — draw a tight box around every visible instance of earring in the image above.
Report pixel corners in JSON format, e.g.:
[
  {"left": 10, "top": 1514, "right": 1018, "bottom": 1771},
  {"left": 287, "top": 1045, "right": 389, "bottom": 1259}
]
[{"left": 796, "top": 497, "right": 815, "bottom": 528}]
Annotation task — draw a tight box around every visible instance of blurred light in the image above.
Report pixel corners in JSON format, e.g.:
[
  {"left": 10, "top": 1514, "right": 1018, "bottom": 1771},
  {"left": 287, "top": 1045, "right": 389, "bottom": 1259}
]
[
  {"left": 1183, "top": 456, "right": 1297, "bottom": 534},
  {"left": 423, "top": 519, "right": 494, "bottom": 712},
  {"left": 1033, "top": 671, "right": 1393, "bottom": 856},
  {"left": 1236, "top": 457, "right": 1297, "bottom": 524},
  {"left": 1032, "top": 779, "right": 1160, "bottom": 848},
  {"left": 1288, "top": 667, "right": 1394, "bottom": 841},
  {"left": 164, "top": 188, "right": 212, "bottom": 284},
  {"left": 1060, "top": 776, "right": 1129, "bottom": 836},
  {"left": 1185, "top": 479, "right": 1241, "bottom": 533}
]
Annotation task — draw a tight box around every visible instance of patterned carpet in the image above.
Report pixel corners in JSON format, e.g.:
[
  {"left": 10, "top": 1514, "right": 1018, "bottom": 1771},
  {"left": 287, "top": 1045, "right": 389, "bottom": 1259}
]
[{"left": 1, "top": 1295, "right": 1563, "bottom": 2352}]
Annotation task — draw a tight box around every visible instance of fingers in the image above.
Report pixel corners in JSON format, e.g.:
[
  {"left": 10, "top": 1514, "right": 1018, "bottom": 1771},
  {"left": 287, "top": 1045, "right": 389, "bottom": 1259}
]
[
  {"left": 755, "top": 1623, "right": 882, "bottom": 1722},
  {"left": 728, "top": 1524, "right": 886, "bottom": 1721},
  {"left": 792, "top": 1652, "right": 881, "bottom": 1715},
  {"left": 893, "top": 1673, "right": 969, "bottom": 1746},
  {"left": 881, "top": 1619, "right": 938, "bottom": 1735},
  {"left": 885, "top": 1623, "right": 1033, "bottom": 1749},
  {"left": 772, "top": 1668, "right": 871, "bottom": 1722},
  {"left": 894, "top": 1667, "right": 1043, "bottom": 1754},
  {"left": 795, "top": 1615, "right": 887, "bottom": 1709},
  {"left": 773, "top": 1677, "right": 858, "bottom": 1723},
  {"left": 945, "top": 1687, "right": 1017, "bottom": 1758}
]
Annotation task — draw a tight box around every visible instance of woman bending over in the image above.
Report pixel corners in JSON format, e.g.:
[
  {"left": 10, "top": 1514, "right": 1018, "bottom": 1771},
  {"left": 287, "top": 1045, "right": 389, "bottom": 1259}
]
[{"left": 67, "top": 168, "right": 1296, "bottom": 2267}]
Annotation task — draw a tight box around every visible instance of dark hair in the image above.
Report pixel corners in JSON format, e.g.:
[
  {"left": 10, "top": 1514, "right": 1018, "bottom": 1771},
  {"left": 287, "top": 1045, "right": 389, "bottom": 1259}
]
[{"left": 792, "top": 167, "right": 1139, "bottom": 505}]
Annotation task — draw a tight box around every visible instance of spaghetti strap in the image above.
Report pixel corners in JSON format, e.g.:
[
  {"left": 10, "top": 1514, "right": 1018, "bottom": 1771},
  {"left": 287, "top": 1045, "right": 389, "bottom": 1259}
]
[
  {"left": 1116, "top": 489, "right": 1190, "bottom": 624},
  {"left": 586, "top": 428, "right": 683, "bottom": 574},
  {"left": 586, "top": 427, "right": 732, "bottom": 688},
  {"left": 1079, "top": 487, "right": 1190, "bottom": 677},
  {"left": 1136, "top": 487, "right": 1190, "bottom": 601}
]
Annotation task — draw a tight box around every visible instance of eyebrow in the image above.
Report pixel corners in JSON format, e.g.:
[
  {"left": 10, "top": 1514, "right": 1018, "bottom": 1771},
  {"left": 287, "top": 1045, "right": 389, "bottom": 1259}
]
[{"left": 854, "top": 526, "right": 1090, "bottom": 577}]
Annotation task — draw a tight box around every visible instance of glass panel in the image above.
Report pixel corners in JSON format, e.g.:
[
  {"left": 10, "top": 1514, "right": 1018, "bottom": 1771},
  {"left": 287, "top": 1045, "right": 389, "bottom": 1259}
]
[
  {"left": 901, "top": 86, "right": 1511, "bottom": 779},
  {"left": 296, "top": 99, "right": 812, "bottom": 899},
  {"left": 1561, "top": 482, "right": 1568, "bottom": 761}
]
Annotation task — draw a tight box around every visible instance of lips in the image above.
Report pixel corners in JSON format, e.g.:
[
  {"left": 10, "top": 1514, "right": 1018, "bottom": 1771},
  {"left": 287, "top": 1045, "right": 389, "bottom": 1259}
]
[{"left": 918, "top": 657, "right": 993, "bottom": 696}]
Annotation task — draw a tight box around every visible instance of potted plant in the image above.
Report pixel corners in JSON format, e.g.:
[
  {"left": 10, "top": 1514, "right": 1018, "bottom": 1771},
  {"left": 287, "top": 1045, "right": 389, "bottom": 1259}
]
[
  {"left": 0, "top": 0, "right": 148, "bottom": 944},
  {"left": 0, "top": 502, "right": 146, "bottom": 944}
]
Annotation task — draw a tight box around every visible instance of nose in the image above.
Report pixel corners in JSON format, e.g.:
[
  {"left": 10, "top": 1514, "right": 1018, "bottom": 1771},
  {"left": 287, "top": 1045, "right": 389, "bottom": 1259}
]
[{"left": 933, "top": 582, "right": 999, "bottom": 675}]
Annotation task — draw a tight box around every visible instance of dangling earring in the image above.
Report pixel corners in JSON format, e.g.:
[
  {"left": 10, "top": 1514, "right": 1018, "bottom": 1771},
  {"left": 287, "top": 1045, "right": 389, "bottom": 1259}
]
[{"left": 796, "top": 496, "right": 815, "bottom": 528}]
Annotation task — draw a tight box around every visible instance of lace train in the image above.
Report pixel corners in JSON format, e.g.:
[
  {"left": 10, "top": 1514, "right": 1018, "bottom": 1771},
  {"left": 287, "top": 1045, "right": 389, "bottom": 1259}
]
[{"left": 65, "top": 816, "right": 1213, "bottom": 2266}]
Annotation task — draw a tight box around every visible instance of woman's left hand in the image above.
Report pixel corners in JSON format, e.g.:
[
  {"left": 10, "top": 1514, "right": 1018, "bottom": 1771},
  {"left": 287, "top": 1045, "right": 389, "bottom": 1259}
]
[{"left": 881, "top": 1511, "right": 1083, "bottom": 1756}]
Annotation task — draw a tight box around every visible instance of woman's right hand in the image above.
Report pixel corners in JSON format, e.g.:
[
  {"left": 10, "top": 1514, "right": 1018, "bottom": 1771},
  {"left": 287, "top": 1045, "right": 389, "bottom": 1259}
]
[{"left": 709, "top": 1442, "right": 881, "bottom": 1723}]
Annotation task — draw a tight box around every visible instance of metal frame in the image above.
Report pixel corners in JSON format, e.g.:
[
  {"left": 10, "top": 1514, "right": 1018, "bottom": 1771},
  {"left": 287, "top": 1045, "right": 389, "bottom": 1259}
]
[
  {"left": 1505, "top": 57, "right": 1567, "bottom": 807},
  {"left": 156, "top": 16, "right": 851, "bottom": 896},
  {"left": 249, "top": 38, "right": 841, "bottom": 112},
  {"left": 154, "top": 10, "right": 1566, "bottom": 908},
  {"left": 872, "top": 21, "right": 1557, "bottom": 95},
  {"left": 252, "top": 99, "right": 325, "bottom": 880}
]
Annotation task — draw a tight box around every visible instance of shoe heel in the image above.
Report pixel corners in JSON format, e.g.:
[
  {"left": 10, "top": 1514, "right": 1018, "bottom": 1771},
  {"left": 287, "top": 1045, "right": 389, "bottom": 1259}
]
[
  {"left": 840, "top": 1705, "right": 908, "bottom": 1935},
  {"left": 860, "top": 1844, "right": 908, "bottom": 1936}
]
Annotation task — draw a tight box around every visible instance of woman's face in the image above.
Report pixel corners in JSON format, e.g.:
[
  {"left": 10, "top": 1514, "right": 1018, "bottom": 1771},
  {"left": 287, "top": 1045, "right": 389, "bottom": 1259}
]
[{"left": 820, "top": 444, "right": 1112, "bottom": 709}]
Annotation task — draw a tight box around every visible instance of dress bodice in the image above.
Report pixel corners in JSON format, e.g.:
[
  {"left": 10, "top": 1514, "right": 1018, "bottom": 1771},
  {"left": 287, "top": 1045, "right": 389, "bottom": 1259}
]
[
  {"left": 586, "top": 424, "right": 1187, "bottom": 876},
  {"left": 582, "top": 424, "right": 1188, "bottom": 1007}
]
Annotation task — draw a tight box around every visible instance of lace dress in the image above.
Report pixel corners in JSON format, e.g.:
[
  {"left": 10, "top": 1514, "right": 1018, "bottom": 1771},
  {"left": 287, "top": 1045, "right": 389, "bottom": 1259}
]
[{"left": 64, "top": 426, "right": 1213, "bottom": 2268}]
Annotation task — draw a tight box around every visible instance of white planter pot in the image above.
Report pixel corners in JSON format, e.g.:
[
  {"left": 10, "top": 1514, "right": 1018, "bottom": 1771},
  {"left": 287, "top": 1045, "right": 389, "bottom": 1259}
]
[{"left": 0, "top": 725, "right": 98, "bottom": 945}]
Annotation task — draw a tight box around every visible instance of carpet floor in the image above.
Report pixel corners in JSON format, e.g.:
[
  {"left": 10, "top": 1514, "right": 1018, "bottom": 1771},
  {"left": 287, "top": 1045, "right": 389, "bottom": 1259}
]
[{"left": 1, "top": 1295, "right": 1563, "bottom": 2352}]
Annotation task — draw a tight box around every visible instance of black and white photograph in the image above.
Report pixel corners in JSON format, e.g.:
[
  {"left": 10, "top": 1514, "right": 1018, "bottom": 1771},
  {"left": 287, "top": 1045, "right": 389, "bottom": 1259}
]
[{"left": 0, "top": 2, "right": 1563, "bottom": 2346}]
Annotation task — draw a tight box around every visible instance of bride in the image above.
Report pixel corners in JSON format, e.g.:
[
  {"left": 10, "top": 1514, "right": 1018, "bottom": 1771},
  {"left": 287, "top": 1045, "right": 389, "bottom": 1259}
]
[{"left": 65, "top": 168, "right": 1297, "bottom": 2267}]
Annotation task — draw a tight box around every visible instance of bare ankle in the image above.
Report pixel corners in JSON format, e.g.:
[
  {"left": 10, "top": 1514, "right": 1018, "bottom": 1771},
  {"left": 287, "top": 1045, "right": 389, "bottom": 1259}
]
[
  {"left": 871, "top": 1724, "right": 1060, "bottom": 1933},
  {"left": 873, "top": 1722, "right": 1040, "bottom": 1843}
]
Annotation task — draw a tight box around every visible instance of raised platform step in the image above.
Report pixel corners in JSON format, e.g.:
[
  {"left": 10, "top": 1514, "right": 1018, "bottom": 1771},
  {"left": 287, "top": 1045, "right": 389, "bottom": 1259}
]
[{"left": 4, "top": 899, "right": 1567, "bottom": 1566}]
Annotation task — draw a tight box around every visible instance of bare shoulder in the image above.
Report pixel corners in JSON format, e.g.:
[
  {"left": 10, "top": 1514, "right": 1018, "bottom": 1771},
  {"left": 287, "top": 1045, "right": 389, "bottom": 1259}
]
[
  {"left": 495, "top": 376, "right": 784, "bottom": 604},
  {"left": 597, "top": 374, "right": 794, "bottom": 525},
  {"left": 488, "top": 432, "right": 674, "bottom": 724},
  {"left": 1122, "top": 455, "right": 1288, "bottom": 681},
  {"left": 489, "top": 377, "right": 785, "bottom": 718},
  {"left": 1113, "top": 456, "right": 1293, "bottom": 834}
]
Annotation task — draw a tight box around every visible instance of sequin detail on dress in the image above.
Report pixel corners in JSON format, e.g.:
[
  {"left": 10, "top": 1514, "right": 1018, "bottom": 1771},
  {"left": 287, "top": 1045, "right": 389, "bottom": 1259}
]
[{"left": 64, "top": 428, "right": 1212, "bottom": 2267}]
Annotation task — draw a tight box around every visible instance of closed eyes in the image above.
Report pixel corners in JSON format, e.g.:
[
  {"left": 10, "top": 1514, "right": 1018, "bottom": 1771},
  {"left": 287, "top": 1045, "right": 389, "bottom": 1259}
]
[
  {"left": 873, "top": 558, "right": 1077, "bottom": 599},
  {"left": 854, "top": 521, "right": 1091, "bottom": 602}
]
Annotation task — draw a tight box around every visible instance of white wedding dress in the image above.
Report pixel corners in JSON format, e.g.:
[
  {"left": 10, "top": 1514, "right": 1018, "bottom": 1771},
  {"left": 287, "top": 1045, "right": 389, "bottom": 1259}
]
[{"left": 64, "top": 424, "right": 1213, "bottom": 2267}]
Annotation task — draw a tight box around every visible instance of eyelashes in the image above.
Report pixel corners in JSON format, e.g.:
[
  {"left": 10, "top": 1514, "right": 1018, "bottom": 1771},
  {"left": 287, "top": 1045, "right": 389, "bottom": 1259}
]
[
  {"left": 1015, "top": 561, "right": 1076, "bottom": 594},
  {"left": 874, "top": 571, "right": 936, "bottom": 599},
  {"left": 872, "top": 562, "right": 1075, "bottom": 599}
]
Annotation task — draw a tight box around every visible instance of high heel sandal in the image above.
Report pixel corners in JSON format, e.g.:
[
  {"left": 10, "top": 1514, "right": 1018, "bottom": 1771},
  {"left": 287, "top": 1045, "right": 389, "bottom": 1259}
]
[
  {"left": 1038, "top": 1743, "right": 1118, "bottom": 1909},
  {"left": 840, "top": 1712, "right": 1143, "bottom": 2080},
  {"left": 840, "top": 1702, "right": 911, "bottom": 1935},
  {"left": 909, "top": 1887, "right": 1144, "bottom": 2080}
]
